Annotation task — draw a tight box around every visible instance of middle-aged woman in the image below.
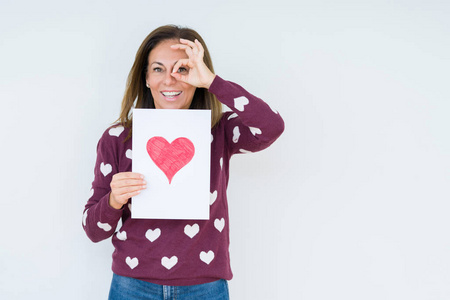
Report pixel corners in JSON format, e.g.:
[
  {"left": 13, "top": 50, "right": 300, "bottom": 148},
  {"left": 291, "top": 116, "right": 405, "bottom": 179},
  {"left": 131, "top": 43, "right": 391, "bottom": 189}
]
[{"left": 83, "top": 25, "right": 284, "bottom": 300}]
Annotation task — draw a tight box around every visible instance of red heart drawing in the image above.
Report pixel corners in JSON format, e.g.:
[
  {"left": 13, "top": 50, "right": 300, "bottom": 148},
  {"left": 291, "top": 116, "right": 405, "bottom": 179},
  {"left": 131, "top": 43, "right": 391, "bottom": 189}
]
[{"left": 146, "top": 137, "right": 195, "bottom": 184}]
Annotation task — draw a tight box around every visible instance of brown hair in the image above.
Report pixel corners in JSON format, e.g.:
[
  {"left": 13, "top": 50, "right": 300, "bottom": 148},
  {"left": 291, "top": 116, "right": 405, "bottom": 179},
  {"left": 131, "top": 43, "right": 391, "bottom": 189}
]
[{"left": 117, "top": 25, "right": 222, "bottom": 139}]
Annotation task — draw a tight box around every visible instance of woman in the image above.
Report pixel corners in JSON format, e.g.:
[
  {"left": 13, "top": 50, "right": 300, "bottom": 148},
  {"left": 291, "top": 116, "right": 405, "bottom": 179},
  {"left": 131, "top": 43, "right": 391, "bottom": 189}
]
[{"left": 83, "top": 25, "right": 284, "bottom": 299}]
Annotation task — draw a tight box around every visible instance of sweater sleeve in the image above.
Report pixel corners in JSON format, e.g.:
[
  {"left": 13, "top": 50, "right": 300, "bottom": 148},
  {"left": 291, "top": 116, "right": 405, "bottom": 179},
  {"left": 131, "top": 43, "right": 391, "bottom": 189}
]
[
  {"left": 209, "top": 76, "right": 285, "bottom": 155},
  {"left": 82, "top": 129, "right": 124, "bottom": 243}
]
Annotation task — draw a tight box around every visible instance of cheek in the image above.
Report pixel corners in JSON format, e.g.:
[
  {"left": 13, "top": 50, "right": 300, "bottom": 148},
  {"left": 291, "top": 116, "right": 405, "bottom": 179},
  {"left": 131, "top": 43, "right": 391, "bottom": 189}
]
[
  {"left": 148, "top": 76, "right": 161, "bottom": 95},
  {"left": 181, "top": 83, "right": 196, "bottom": 96}
]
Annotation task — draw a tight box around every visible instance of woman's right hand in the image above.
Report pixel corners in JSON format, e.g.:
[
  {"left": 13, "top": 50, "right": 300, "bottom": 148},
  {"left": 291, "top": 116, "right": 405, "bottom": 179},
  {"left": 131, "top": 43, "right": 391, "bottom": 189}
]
[{"left": 109, "top": 172, "right": 146, "bottom": 210}]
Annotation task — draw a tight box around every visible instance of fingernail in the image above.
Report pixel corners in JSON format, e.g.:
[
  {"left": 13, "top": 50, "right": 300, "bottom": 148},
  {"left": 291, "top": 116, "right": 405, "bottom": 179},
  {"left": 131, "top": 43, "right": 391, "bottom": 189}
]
[{"left": 142, "top": 185, "right": 147, "bottom": 189}]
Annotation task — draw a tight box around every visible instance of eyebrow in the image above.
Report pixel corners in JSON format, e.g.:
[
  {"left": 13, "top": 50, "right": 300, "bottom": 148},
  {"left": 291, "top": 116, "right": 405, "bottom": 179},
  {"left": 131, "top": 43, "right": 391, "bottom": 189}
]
[{"left": 150, "top": 60, "right": 179, "bottom": 67}]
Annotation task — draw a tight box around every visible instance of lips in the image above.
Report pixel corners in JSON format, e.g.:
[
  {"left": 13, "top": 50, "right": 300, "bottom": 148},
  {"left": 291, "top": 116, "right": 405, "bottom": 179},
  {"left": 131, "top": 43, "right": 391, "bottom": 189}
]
[{"left": 161, "top": 91, "right": 182, "bottom": 100}]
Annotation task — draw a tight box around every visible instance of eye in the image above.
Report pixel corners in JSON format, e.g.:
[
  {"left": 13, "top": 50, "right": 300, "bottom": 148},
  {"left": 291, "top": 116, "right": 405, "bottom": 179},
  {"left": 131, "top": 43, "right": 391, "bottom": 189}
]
[
  {"left": 177, "top": 67, "right": 188, "bottom": 73},
  {"left": 153, "top": 67, "right": 162, "bottom": 72}
]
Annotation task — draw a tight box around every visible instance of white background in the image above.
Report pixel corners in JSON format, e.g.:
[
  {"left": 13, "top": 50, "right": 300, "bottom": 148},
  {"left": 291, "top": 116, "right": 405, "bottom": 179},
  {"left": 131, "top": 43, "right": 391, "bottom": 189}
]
[{"left": 1, "top": 0, "right": 449, "bottom": 299}]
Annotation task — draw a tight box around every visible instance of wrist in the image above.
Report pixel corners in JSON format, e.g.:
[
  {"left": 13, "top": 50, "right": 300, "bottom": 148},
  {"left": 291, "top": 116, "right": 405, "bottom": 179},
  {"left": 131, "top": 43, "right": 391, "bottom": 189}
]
[
  {"left": 203, "top": 73, "right": 216, "bottom": 89},
  {"left": 109, "top": 193, "right": 123, "bottom": 210}
]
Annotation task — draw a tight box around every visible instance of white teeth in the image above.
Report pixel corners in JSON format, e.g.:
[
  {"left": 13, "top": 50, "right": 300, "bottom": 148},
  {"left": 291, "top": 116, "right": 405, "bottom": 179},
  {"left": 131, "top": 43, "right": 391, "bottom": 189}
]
[{"left": 162, "top": 91, "right": 182, "bottom": 97}]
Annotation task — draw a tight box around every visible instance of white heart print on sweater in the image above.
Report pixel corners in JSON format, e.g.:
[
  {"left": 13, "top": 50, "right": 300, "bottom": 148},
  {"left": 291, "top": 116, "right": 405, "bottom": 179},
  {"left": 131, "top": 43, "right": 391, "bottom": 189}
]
[
  {"left": 232, "top": 126, "right": 240, "bottom": 143},
  {"left": 184, "top": 224, "right": 199, "bottom": 238},
  {"left": 239, "top": 149, "right": 252, "bottom": 154},
  {"left": 161, "top": 256, "right": 178, "bottom": 270},
  {"left": 116, "top": 231, "right": 127, "bottom": 241},
  {"left": 100, "top": 162, "right": 112, "bottom": 177},
  {"left": 249, "top": 127, "right": 262, "bottom": 136},
  {"left": 109, "top": 126, "right": 124, "bottom": 137},
  {"left": 125, "top": 149, "right": 132, "bottom": 159},
  {"left": 126, "top": 257, "right": 139, "bottom": 269},
  {"left": 210, "top": 190, "right": 217, "bottom": 205},
  {"left": 228, "top": 113, "right": 238, "bottom": 120},
  {"left": 214, "top": 218, "right": 225, "bottom": 232},
  {"left": 97, "top": 222, "right": 112, "bottom": 231},
  {"left": 234, "top": 96, "right": 249, "bottom": 111},
  {"left": 82, "top": 209, "right": 88, "bottom": 226},
  {"left": 200, "top": 251, "right": 215, "bottom": 265},
  {"left": 145, "top": 228, "right": 161, "bottom": 242}
]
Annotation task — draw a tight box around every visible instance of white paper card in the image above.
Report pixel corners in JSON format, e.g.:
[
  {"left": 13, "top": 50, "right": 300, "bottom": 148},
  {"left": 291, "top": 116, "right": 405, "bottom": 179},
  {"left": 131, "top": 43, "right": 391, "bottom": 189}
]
[{"left": 132, "top": 109, "right": 211, "bottom": 219}]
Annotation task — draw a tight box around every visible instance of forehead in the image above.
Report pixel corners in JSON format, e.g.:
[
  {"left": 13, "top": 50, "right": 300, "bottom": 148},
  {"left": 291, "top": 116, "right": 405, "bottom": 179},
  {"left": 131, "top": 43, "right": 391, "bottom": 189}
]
[{"left": 148, "top": 39, "right": 188, "bottom": 64}]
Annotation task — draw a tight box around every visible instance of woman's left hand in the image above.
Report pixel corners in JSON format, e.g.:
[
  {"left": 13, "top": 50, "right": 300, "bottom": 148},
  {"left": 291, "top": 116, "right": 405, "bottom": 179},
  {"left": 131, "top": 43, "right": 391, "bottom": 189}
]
[{"left": 170, "top": 39, "right": 216, "bottom": 89}]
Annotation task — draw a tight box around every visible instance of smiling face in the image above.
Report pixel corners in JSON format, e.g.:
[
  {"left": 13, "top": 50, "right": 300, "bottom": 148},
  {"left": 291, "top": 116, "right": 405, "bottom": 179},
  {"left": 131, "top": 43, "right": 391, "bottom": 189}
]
[{"left": 146, "top": 39, "right": 196, "bottom": 109}]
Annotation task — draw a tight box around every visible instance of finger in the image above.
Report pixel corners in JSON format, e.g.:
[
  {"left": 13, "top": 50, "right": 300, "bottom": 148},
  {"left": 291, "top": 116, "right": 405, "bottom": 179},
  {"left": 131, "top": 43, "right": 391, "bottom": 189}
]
[
  {"left": 170, "top": 43, "right": 188, "bottom": 49},
  {"left": 122, "top": 179, "right": 146, "bottom": 186},
  {"left": 112, "top": 185, "right": 146, "bottom": 202},
  {"left": 111, "top": 178, "right": 146, "bottom": 189},
  {"left": 171, "top": 44, "right": 194, "bottom": 58},
  {"left": 173, "top": 41, "right": 203, "bottom": 62},
  {"left": 194, "top": 39, "right": 204, "bottom": 55},
  {"left": 170, "top": 72, "right": 189, "bottom": 83},
  {"left": 113, "top": 172, "right": 144, "bottom": 180},
  {"left": 172, "top": 59, "right": 191, "bottom": 74},
  {"left": 170, "top": 65, "right": 190, "bottom": 83},
  {"left": 113, "top": 174, "right": 145, "bottom": 182},
  {"left": 113, "top": 189, "right": 141, "bottom": 204},
  {"left": 114, "top": 184, "right": 146, "bottom": 196},
  {"left": 179, "top": 38, "right": 200, "bottom": 55}
]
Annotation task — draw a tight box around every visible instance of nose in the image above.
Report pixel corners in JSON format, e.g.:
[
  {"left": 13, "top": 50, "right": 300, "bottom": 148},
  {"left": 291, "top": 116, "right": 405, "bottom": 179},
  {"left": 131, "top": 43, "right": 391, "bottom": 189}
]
[{"left": 164, "top": 71, "right": 177, "bottom": 86}]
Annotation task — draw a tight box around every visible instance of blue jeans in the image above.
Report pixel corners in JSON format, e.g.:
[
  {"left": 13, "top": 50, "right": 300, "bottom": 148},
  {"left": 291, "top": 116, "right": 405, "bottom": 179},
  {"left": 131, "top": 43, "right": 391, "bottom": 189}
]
[{"left": 108, "top": 273, "right": 230, "bottom": 300}]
